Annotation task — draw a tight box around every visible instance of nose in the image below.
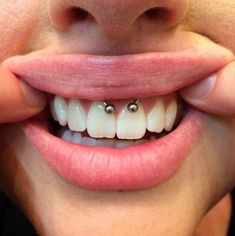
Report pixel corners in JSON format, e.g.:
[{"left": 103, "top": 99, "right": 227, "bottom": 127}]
[{"left": 49, "top": 0, "right": 189, "bottom": 39}]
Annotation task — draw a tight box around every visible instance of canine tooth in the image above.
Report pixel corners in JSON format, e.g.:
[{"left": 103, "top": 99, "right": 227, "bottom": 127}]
[
  {"left": 87, "top": 102, "right": 116, "bottom": 138},
  {"left": 71, "top": 132, "right": 82, "bottom": 144},
  {"left": 68, "top": 99, "right": 87, "bottom": 132},
  {"left": 54, "top": 96, "right": 68, "bottom": 126},
  {"left": 117, "top": 103, "right": 146, "bottom": 139},
  {"left": 147, "top": 99, "right": 165, "bottom": 133},
  {"left": 62, "top": 130, "right": 73, "bottom": 142},
  {"left": 50, "top": 101, "right": 58, "bottom": 121},
  {"left": 165, "top": 99, "right": 178, "bottom": 131}
]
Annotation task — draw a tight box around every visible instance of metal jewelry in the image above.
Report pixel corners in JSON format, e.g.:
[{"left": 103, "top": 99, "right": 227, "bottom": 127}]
[
  {"left": 103, "top": 99, "right": 140, "bottom": 114},
  {"left": 103, "top": 101, "right": 115, "bottom": 114},
  {"left": 127, "top": 99, "right": 139, "bottom": 112}
]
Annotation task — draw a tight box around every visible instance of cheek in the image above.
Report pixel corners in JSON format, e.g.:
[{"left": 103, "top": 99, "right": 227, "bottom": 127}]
[
  {"left": 0, "top": 0, "right": 40, "bottom": 61},
  {"left": 0, "top": 124, "right": 39, "bottom": 203},
  {"left": 186, "top": 0, "right": 235, "bottom": 53},
  {"left": 201, "top": 116, "right": 235, "bottom": 192}
]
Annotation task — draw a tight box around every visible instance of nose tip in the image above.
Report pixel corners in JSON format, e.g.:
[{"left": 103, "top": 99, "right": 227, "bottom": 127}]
[{"left": 49, "top": 0, "right": 189, "bottom": 39}]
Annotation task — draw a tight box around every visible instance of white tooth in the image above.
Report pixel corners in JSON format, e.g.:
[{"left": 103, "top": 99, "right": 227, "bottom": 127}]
[
  {"left": 81, "top": 137, "right": 98, "bottom": 147},
  {"left": 54, "top": 96, "right": 68, "bottom": 126},
  {"left": 71, "top": 132, "right": 82, "bottom": 144},
  {"left": 147, "top": 99, "right": 165, "bottom": 133},
  {"left": 115, "top": 140, "right": 135, "bottom": 148},
  {"left": 117, "top": 103, "right": 146, "bottom": 139},
  {"left": 165, "top": 99, "right": 178, "bottom": 132},
  {"left": 50, "top": 100, "right": 58, "bottom": 121},
  {"left": 87, "top": 102, "right": 116, "bottom": 138},
  {"left": 62, "top": 130, "right": 73, "bottom": 142},
  {"left": 68, "top": 99, "right": 87, "bottom": 132}
]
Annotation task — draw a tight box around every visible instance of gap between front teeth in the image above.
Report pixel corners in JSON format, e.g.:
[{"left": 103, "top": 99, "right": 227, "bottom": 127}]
[{"left": 50, "top": 95, "right": 178, "bottom": 140}]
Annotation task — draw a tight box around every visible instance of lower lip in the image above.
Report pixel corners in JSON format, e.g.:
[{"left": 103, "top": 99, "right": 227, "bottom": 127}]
[{"left": 22, "top": 108, "right": 205, "bottom": 190}]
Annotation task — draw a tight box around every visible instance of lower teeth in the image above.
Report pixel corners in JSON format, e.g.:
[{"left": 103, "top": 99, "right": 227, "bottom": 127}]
[
  {"left": 49, "top": 94, "right": 184, "bottom": 148},
  {"left": 56, "top": 127, "right": 162, "bottom": 148}
]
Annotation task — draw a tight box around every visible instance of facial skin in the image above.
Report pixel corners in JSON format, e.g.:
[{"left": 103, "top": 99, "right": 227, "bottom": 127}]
[{"left": 0, "top": 1, "right": 235, "bottom": 236}]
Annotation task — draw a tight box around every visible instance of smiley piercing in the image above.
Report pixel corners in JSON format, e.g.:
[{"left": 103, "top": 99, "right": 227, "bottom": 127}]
[
  {"left": 103, "top": 102, "right": 115, "bottom": 114},
  {"left": 127, "top": 99, "right": 139, "bottom": 112},
  {"left": 103, "top": 99, "right": 140, "bottom": 114}
]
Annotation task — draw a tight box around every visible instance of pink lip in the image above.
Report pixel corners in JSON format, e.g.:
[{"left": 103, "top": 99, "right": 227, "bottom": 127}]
[
  {"left": 3, "top": 48, "right": 233, "bottom": 100},
  {"left": 4, "top": 47, "right": 232, "bottom": 190},
  {"left": 23, "top": 109, "right": 205, "bottom": 190}
]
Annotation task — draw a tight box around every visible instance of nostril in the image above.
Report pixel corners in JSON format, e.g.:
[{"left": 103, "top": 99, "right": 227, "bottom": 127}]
[
  {"left": 144, "top": 7, "right": 171, "bottom": 23},
  {"left": 68, "top": 7, "right": 93, "bottom": 23}
]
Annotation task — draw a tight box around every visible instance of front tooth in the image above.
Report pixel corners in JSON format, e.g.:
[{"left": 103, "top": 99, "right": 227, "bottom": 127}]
[
  {"left": 68, "top": 99, "right": 87, "bottom": 132},
  {"left": 62, "top": 130, "right": 73, "bottom": 142},
  {"left": 82, "top": 137, "right": 98, "bottom": 146},
  {"left": 87, "top": 101, "right": 116, "bottom": 138},
  {"left": 53, "top": 96, "right": 68, "bottom": 126},
  {"left": 96, "top": 139, "right": 115, "bottom": 147},
  {"left": 117, "top": 102, "right": 146, "bottom": 139},
  {"left": 165, "top": 99, "right": 178, "bottom": 132},
  {"left": 115, "top": 140, "right": 135, "bottom": 148},
  {"left": 71, "top": 132, "right": 82, "bottom": 144},
  {"left": 147, "top": 99, "right": 165, "bottom": 133}
]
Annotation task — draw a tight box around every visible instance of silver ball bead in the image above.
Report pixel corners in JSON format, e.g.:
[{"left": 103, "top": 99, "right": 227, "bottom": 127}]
[
  {"left": 104, "top": 104, "right": 115, "bottom": 114},
  {"left": 127, "top": 102, "right": 139, "bottom": 112}
]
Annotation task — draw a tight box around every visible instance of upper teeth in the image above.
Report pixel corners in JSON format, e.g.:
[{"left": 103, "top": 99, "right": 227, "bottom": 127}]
[
  {"left": 116, "top": 102, "right": 146, "bottom": 139},
  {"left": 50, "top": 95, "right": 178, "bottom": 140}
]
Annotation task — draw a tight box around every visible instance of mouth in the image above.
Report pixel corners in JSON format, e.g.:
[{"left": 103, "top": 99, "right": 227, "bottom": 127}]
[
  {"left": 3, "top": 47, "right": 233, "bottom": 190},
  {"left": 50, "top": 94, "right": 181, "bottom": 148}
]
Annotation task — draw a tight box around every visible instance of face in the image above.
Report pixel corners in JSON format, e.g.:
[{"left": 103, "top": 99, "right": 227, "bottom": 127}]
[{"left": 0, "top": 1, "right": 235, "bottom": 235}]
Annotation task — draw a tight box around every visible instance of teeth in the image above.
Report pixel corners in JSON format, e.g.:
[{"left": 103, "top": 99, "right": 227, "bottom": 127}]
[
  {"left": 68, "top": 99, "right": 87, "bottom": 132},
  {"left": 87, "top": 102, "right": 116, "bottom": 138},
  {"left": 53, "top": 96, "right": 68, "bottom": 126},
  {"left": 71, "top": 132, "right": 82, "bottom": 144},
  {"left": 81, "top": 137, "right": 98, "bottom": 146},
  {"left": 62, "top": 130, "right": 73, "bottom": 142},
  {"left": 96, "top": 139, "right": 115, "bottom": 147},
  {"left": 50, "top": 101, "right": 58, "bottom": 122},
  {"left": 165, "top": 99, "right": 178, "bottom": 132},
  {"left": 51, "top": 96, "right": 180, "bottom": 144},
  {"left": 135, "top": 139, "right": 148, "bottom": 145},
  {"left": 147, "top": 99, "right": 165, "bottom": 133},
  {"left": 115, "top": 140, "right": 135, "bottom": 148},
  {"left": 117, "top": 103, "right": 146, "bottom": 140}
]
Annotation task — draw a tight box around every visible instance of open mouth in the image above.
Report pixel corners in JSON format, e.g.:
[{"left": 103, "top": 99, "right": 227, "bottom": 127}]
[
  {"left": 3, "top": 47, "right": 232, "bottom": 190},
  {"left": 49, "top": 94, "right": 183, "bottom": 148},
  {"left": 23, "top": 96, "right": 202, "bottom": 190}
]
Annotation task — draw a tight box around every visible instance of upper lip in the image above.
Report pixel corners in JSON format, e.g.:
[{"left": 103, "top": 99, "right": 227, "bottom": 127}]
[{"left": 2, "top": 46, "right": 234, "bottom": 100}]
